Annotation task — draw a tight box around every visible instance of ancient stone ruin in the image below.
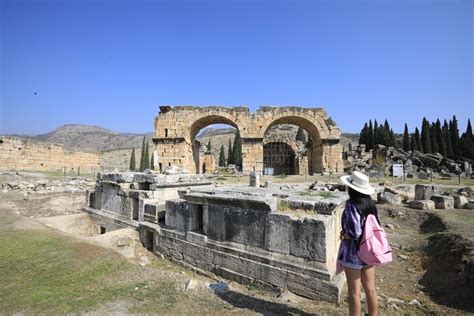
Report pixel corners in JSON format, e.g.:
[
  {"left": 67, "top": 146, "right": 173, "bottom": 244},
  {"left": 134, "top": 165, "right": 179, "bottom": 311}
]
[
  {"left": 83, "top": 170, "right": 346, "bottom": 302},
  {"left": 153, "top": 106, "right": 343, "bottom": 175}
]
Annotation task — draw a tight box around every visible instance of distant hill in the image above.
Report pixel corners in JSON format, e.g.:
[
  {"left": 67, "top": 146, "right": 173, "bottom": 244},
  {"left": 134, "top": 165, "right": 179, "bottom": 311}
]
[{"left": 4, "top": 124, "right": 153, "bottom": 152}]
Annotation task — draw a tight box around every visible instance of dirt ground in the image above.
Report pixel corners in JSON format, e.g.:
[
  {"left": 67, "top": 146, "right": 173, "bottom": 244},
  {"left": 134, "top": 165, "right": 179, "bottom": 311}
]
[{"left": 0, "top": 175, "right": 473, "bottom": 314}]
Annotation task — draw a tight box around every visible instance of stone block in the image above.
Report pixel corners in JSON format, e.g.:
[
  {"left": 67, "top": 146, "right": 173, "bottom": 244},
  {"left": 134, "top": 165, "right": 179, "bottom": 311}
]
[
  {"left": 409, "top": 200, "right": 435, "bottom": 210},
  {"left": 264, "top": 213, "right": 291, "bottom": 254},
  {"left": 454, "top": 196, "right": 468, "bottom": 209},
  {"left": 133, "top": 173, "right": 155, "bottom": 183},
  {"left": 430, "top": 195, "right": 455, "bottom": 209},
  {"left": 290, "top": 217, "right": 326, "bottom": 262},
  {"left": 415, "top": 185, "right": 440, "bottom": 200},
  {"left": 377, "top": 191, "right": 402, "bottom": 205},
  {"left": 101, "top": 183, "right": 122, "bottom": 213},
  {"left": 186, "top": 231, "right": 208, "bottom": 247},
  {"left": 101, "top": 172, "right": 134, "bottom": 183},
  {"left": 286, "top": 271, "right": 339, "bottom": 302},
  {"left": 165, "top": 199, "right": 202, "bottom": 232}
]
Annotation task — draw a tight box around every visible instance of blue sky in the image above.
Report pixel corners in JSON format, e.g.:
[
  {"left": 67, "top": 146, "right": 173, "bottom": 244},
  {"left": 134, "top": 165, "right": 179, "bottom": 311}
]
[{"left": 1, "top": 0, "right": 472, "bottom": 135}]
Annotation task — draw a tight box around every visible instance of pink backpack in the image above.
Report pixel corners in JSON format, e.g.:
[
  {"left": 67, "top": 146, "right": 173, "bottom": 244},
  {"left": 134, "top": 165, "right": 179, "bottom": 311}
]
[{"left": 357, "top": 214, "right": 392, "bottom": 266}]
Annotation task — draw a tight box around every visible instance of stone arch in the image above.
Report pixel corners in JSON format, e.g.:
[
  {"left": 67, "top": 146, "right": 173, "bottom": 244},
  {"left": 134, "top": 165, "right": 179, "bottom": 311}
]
[{"left": 260, "top": 115, "right": 325, "bottom": 174}]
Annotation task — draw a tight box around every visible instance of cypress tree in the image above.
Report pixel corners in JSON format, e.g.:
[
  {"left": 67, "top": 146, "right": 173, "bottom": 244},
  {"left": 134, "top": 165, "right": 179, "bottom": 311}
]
[
  {"left": 403, "top": 124, "right": 410, "bottom": 151},
  {"left": 450, "top": 115, "right": 461, "bottom": 160},
  {"left": 296, "top": 127, "right": 307, "bottom": 143},
  {"left": 150, "top": 151, "right": 154, "bottom": 170},
  {"left": 139, "top": 136, "right": 146, "bottom": 171},
  {"left": 430, "top": 122, "right": 439, "bottom": 153},
  {"left": 435, "top": 119, "right": 445, "bottom": 157},
  {"left": 421, "top": 117, "right": 432, "bottom": 153},
  {"left": 227, "top": 139, "right": 234, "bottom": 165},
  {"left": 383, "top": 120, "right": 391, "bottom": 146},
  {"left": 367, "top": 120, "right": 374, "bottom": 150},
  {"left": 373, "top": 120, "right": 379, "bottom": 146},
  {"left": 460, "top": 119, "right": 474, "bottom": 160},
  {"left": 443, "top": 120, "right": 454, "bottom": 159},
  {"left": 410, "top": 133, "right": 416, "bottom": 151},
  {"left": 415, "top": 127, "right": 422, "bottom": 152},
  {"left": 219, "top": 145, "right": 226, "bottom": 167},
  {"left": 390, "top": 128, "right": 396, "bottom": 148},
  {"left": 232, "top": 131, "right": 242, "bottom": 169},
  {"left": 144, "top": 141, "right": 150, "bottom": 170},
  {"left": 207, "top": 139, "right": 212, "bottom": 153},
  {"left": 129, "top": 148, "right": 136, "bottom": 171},
  {"left": 359, "top": 123, "right": 368, "bottom": 146}
]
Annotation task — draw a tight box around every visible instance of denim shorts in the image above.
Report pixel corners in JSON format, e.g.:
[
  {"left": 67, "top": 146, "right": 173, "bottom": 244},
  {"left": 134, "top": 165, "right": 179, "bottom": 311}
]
[{"left": 339, "top": 260, "right": 367, "bottom": 270}]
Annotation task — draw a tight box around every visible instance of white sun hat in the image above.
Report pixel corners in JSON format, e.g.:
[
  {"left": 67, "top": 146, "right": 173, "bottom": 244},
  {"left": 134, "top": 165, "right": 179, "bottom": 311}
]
[{"left": 340, "top": 171, "right": 375, "bottom": 195}]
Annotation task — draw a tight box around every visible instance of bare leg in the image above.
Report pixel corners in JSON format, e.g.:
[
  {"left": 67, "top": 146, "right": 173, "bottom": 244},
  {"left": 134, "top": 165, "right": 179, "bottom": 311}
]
[
  {"left": 361, "top": 266, "right": 378, "bottom": 316},
  {"left": 344, "top": 266, "right": 362, "bottom": 316}
]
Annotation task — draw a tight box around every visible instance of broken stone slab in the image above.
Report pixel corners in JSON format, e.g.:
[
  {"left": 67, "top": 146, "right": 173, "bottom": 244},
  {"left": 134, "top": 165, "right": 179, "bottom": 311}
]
[
  {"left": 285, "top": 197, "right": 344, "bottom": 215},
  {"left": 430, "top": 195, "right": 455, "bottom": 209},
  {"left": 101, "top": 172, "right": 135, "bottom": 183},
  {"left": 415, "top": 184, "right": 440, "bottom": 200},
  {"left": 377, "top": 191, "right": 402, "bottom": 205},
  {"left": 409, "top": 200, "right": 435, "bottom": 210},
  {"left": 454, "top": 196, "right": 468, "bottom": 209}
]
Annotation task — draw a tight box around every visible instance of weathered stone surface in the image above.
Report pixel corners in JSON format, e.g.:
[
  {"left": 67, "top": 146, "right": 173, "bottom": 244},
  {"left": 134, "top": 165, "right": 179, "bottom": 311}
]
[
  {"left": 415, "top": 185, "right": 440, "bottom": 201},
  {"left": 430, "top": 195, "right": 455, "bottom": 209},
  {"left": 264, "top": 213, "right": 291, "bottom": 254},
  {"left": 102, "top": 172, "right": 135, "bottom": 183},
  {"left": 453, "top": 196, "right": 468, "bottom": 209},
  {"left": 466, "top": 200, "right": 474, "bottom": 210},
  {"left": 409, "top": 200, "right": 435, "bottom": 210},
  {"left": 165, "top": 199, "right": 201, "bottom": 232},
  {"left": 377, "top": 191, "right": 402, "bottom": 205},
  {"left": 290, "top": 217, "right": 326, "bottom": 262}
]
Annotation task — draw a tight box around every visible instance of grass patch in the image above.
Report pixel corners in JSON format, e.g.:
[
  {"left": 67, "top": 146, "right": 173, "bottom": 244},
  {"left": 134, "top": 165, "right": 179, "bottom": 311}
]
[
  {"left": 274, "top": 174, "right": 288, "bottom": 179},
  {"left": 0, "top": 230, "right": 129, "bottom": 314},
  {"left": 215, "top": 177, "right": 227, "bottom": 181}
]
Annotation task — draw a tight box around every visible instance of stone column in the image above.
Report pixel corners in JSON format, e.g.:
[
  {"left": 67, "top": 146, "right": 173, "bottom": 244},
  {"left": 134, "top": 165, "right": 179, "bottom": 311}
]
[{"left": 242, "top": 138, "right": 263, "bottom": 175}]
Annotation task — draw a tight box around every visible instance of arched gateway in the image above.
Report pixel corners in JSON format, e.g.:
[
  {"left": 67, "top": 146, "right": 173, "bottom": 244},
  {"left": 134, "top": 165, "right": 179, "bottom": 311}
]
[{"left": 153, "top": 106, "right": 343, "bottom": 175}]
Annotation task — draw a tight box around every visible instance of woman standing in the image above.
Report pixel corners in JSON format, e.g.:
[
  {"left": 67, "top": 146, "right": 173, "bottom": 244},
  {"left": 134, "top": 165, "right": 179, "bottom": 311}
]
[{"left": 338, "top": 171, "right": 379, "bottom": 316}]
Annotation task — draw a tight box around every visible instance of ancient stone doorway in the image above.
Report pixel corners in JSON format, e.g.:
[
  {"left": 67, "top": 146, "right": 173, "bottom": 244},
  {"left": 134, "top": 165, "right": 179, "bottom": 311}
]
[{"left": 263, "top": 142, "right": 296, "bottom": 175}]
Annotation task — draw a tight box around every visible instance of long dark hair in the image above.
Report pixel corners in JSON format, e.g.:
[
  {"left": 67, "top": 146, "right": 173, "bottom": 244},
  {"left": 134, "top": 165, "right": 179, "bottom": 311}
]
[{"left": 348, "top": 187, "right": 379, "bottom": 223}]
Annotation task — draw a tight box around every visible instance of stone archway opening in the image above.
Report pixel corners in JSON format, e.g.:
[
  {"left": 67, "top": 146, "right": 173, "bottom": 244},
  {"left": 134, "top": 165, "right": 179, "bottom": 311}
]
[
  {"left": 191, "top": 117, "right": 240, "bottom": 174},
  {"left": 263, "top": 142, "right": 296, "bottom": 175},
  {"left": 262, "top": 118, "right": 323, "bottom": 175}
]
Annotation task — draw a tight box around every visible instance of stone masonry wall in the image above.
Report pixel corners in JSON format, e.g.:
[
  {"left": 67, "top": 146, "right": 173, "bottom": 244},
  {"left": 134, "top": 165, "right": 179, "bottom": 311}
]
[
  {"left": 153, "top": 106, "right": 343, "bottom": 175},
  {"left": 0, "top": 137, "right": 101, "bottom": 174}
]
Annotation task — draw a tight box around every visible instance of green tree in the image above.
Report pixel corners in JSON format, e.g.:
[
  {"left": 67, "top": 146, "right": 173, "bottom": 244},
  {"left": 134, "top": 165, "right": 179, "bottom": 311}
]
[
  {"left": 143, "top": 141, "right": 150, "bottom": 170},
  {"left": 443, "top": 120, "right": 454, "bottom": 159},
  {"left": 150, "top": 151, "right": 154, "bottom": 170},
  {"left": 359, "top": 123, "right": 369, "bottom": 147},
  {"left": 227, "top": 139, "right": 234, "bottom": 165},
  {"left": 402, "top": 124, "right": 410, "bottom": 151},
  {"left": 207, "top": 139, "right": 212, "bottom": 153},
  {"left": 415, "top": 127, "right": 422, "bottom": 152},
  {"left": 232, "top": 131, "right": 242, "bottom": 169},
  {"left": 421, "top": 117, "right": 431, "bottom": 153},
  {"left": 460, "top": 119, "right": 474, "bottom": 160},
  {"left": 373, "top": 120, "right": 379, "bottom": 145},
  {"left": 296, "top": 127, "right": 307, "bottom": 143},
  {"left": 139, "top": 136, "right": 146, "bottom": 171},
  {"left": 450, "top": 115, "right": 461, "bottom": 160},
  {"left": 430, "top": 122, "right": 439, "bottom": 154},
  {"left": 219, "top": 145, "right": 226, "bottom": 167},
  {"left": 435, "top": 119, "right": 446, "bottom": 157},
  {"left": 129, "top": 148, "right": 136, "bottom": 171},
  {"left": 367, "top": 120, "right": 374, "bottom": 150},
  {"left": 410, "top": 133, "right": 416, "bottom": 151}
]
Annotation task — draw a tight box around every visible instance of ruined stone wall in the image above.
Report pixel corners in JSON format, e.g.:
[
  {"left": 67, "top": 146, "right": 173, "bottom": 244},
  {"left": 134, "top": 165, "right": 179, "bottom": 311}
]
[
  {"left": 153, "top": 106, "right": 343, "bottom": 175},
  {"left": 0, "top": 137, "right": 101, "bottom": 174}
]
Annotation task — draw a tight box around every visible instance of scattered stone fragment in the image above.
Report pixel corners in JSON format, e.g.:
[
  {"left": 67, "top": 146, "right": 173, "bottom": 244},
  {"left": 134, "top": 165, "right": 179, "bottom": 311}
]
[
  {"left": 408, "top": 299, "right": 422, "bottom": 307},
  {"left": 398, "top": 254, "right": 409, "bottom": 260},
  {"left": 430, "top": 195, "right": 455, "bottom": 209},
  {"left": 387, "top": 297, "right": 405, "bottom": 305},
  {"left": 453, "top": 196, "right": 468, "bottom": 209},
  {"left": 409, "top": 200, "right": 435, "bottom": 210}
]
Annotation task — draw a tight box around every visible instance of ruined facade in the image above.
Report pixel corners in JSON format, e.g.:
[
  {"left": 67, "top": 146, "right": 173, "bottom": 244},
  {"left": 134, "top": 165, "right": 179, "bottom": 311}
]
[
  {"left": 0, "top": 137, "right": 101, "bottom": 174},
  {"left": 83, "top": 171, "right": 346, "bottom": 302},
  {"left": 153, "top": 106, "right": 343, "bottom": 175}
]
